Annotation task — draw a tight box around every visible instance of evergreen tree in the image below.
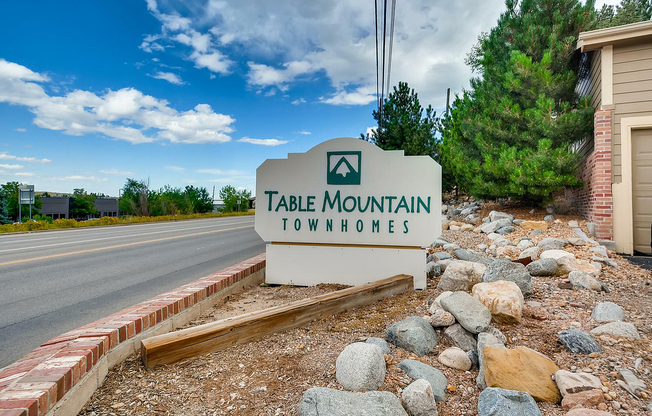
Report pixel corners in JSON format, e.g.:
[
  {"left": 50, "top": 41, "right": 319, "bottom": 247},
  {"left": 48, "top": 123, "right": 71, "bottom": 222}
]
[
  {"left": 0, "top": 191, "right": 12, "bottom": 224},
  {"left": 441, "top": 0, "right": 596, "bottom": 202},
  {"left": 595, "top": 0, "right": 652, "bottom": 29},
  {"left": 363, "top": 82, "right": 439, "bottom": 158}
]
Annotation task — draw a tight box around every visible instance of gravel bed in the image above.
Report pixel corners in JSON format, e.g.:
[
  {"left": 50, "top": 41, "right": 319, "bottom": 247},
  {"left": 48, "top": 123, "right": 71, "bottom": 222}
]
[{"left": 80, "top": 206, "right": 652, "bottom": 416}]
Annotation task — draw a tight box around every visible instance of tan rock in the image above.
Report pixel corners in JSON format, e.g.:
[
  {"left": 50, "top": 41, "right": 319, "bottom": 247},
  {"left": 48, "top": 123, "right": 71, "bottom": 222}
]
[
  {"left": 449, "top": 221, "right": 464, "bottom": 227},
  {"left": 472, "top": 281, "right": 524, "bottom": 324},
  {"left": 495, "top": 246, "right": 521, "bottom": 258},
  {"left": 442, "top": 220, "right": 450, "bottom": 230},
  {"left": 424, "top": 309, "right": 456, "bottom": 327},
  {"left": 520, "top": 221, "right": 549, "bottom": 230},
  {"left": 554, "top": 370, "right": 603, "bottom": 397},
  {"left": 557, "top": 257, "right": 602, "bottom": 276},
  {"left": 561, "top": 389, "right": 605, "bottom": 411},
  {"left": 566, "top": 409, "right": 614, "bottom": 416},
  {"left": 438, "top": 347, "right": 472, "bottom": 371},
  {"left": 460, "top": 224, "right": 475, "bottom": 232},
  {"left": 483, "top": 347, "right": 561, "bottom": 402}
]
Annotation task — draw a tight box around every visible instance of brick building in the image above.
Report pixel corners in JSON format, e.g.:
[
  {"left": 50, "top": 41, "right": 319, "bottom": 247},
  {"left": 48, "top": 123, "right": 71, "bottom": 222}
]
[{"left": 572, "top": 21, "right": 652, "bottom": 255}]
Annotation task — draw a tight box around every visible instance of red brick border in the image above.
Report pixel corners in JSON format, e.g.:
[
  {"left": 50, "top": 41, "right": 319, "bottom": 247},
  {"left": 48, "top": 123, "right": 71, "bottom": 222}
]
[
  {"left": 567, "top": 109, "right": 614, "bottom": 241},
  {"left": 0, "top": 254, "right": 265, "bottom": 416}
]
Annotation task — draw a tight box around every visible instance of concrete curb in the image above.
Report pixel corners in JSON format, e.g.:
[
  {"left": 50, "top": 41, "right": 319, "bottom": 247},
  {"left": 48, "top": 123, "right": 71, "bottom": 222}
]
[{"left": 0, "top": 254, "right": 266, "bottom": 416}]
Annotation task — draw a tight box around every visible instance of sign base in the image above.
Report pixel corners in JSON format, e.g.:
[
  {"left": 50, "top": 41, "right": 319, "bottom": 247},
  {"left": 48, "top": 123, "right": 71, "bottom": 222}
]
[{"left": 265, "top": 244, "right": 426, "bottom": 290}]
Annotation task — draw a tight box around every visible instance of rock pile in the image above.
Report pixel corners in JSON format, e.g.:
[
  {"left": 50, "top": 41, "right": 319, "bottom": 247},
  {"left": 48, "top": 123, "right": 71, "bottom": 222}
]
[{"left": 297, "top": 202, "right": 650, "bottom": 415}]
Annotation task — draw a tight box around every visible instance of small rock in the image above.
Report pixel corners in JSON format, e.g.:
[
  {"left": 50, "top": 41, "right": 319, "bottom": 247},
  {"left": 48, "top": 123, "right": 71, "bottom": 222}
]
[
  {"left": 568, "top": 238, "right": 586, "bottom": 246},
  {"left": 569, "top": 271, "right": 606, "bottom": 292},
  {"left": 590, "top": 246, "right": 609, "bottom": 258},
  {"left": 488, "top": 211, "right": 515, "bottom": 223},
  {"left": 366, "top": 337, "right": 392, "bottom": 355},
  {"left": 440, "top": 291, "right": 492, "bottom": 334},
  {"left": 554, "top": 370, "right": 603, "bottom": 397},
  {"left": 518, "top": 246, "right": 541, "bottom": 261},
  {"left": 483, "top": 347, "right": 561, "bottom": 402},
  {"left": 438, "top": 347, "right": 472, "bottom": 371},
  {"left": 537, "top": 237, "right": 568, "bottom": 251},
  {"left": 426, "top": 262, "right": 441, "bottom": 278},
  {"left": 443, "top": 243, "right": 461, "bottom": 252},
  {"left": 526, "top": 258, "right": 558, "bottom": 276},
  {"left": 516, "top": 239, "right": 534, "bottom": 250},
  {"left": 472, "top": 281, "right": 524, "bottom": 324},
  {"left": 561, "top": 389, "right": 605, "bottom": 412},
  {"left": 386, "top": 317, "right": 439, "bottom": 356},
  {"left": 397, "top": 360, "right": 447, "bottom": 402},
  {"left": 425, "top": 309, "right": 456, "bottom": 327},
  {"left": 590, "top": 322, "right": 640, "bottom": 339},
  {"left": 496, "top": 226, "right": 515, "bottom": 235},
  {"left": 540, "top": 249, "right": 575, "bottom": 260},
  {"left": 591, "top": 302, "right": 624, "bottom": 322},
  {"left": 336, "top": 343, "right": 386, "bottom": 391},
  {"left": 297, "top": 387, "right": 408, "bottom": 416},
  {"left": 483, "top": 326, "right": 508, "bottom": 344},
  {"left": 566, "top": 409, "right": 615, "bottom": 416},
  {"left": 559, "top": 327, "right": 602, "bottom": 355},
  {"left": 433, "top": 291, "right": 453, "bottom": 308},
  {"left": 436, "top": 260, "right": 487, "bottom": 292},
  {"left": 477, "top": 387, "right": 542, "bottom": 416},
  {"left": 432, "top": 252, "right": 452, "bottom": 261},
  {"left": 481, "top": 219, "right": 513, "bottom": 234},
  {"left": 530, "top": 229, "right": 543, "bottom": 236},
  {"left": 444, "top": 324, "right": 477, "bottom": 352},
  {"left": 401, "top": 379, "right": 438, "bottom": 416},
  {"left": 520, "top": 221, "right": 548, "bottom": 231},
  {"left": 568, "top": 220, "right": 579, "bottom": 228}
]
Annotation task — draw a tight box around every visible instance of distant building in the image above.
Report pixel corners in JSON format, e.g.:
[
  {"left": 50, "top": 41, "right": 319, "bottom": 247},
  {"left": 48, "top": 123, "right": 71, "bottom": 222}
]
[
  {"left": 40, "top": 197, "right": 70, "bottom": 219},
  {"left": 93, "top": 198, "right": 119, "bottom": 217}
]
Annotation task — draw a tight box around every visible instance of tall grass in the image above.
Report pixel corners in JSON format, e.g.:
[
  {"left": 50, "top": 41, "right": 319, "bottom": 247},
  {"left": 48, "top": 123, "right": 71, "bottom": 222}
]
[{"left": 0, "top": 211, "right": 254, "bottom": 234}]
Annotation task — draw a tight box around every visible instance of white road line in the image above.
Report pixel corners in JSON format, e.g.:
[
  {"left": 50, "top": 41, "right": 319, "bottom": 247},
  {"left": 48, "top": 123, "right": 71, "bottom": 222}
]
[
  {"left": 0, "top": 216, "right": 254, "bottom": 244},
  {"left": 0, "top": 220, "right": 255, "bottom": 254}
]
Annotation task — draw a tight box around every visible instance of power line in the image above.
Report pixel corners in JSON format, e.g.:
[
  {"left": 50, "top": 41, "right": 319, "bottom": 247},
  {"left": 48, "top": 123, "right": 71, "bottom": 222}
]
[{"left": 374, "top": 0, "right": 397, "bottom": 133}]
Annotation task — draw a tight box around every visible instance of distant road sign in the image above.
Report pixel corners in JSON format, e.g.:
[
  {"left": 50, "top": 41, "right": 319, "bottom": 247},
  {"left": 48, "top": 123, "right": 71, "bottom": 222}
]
[{"left": 19, "top": 185, "right": 35, "bottom": 204}]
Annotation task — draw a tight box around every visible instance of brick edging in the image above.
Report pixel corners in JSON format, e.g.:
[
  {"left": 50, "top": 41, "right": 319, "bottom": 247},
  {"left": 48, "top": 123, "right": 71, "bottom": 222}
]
[{"left": 0, "top": 254, "right": 266, "bottom": 416}]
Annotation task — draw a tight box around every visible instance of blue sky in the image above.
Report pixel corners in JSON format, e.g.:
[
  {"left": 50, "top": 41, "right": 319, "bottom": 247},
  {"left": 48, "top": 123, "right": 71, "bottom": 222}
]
[{"left": 0, "top": 0, "right": 619, "bottom": 196}]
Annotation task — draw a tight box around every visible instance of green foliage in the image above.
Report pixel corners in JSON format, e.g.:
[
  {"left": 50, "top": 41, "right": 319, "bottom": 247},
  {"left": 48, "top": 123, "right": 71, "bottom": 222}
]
[
  {"left": 363, "top": 82, "right": 439, "bottom": 158},
  {"left": 594, "top": 0, "right": 652, "bottom": 29},
  {"left": 69, "top": 188, "right": 99, "bottom": 219},
  {"left": 0, "top": 190, "right": 11, "bottom": 224},
  {"left": 219, "top": 185, "right": 251, "bottom": 212},
  {"left": 120, "top": 178, "right": 216, "bottom": 216},
  {"left": 0, "top": 181, "right": 42, "bottom": 221},
  {"left": 440, "top": 0, "right": 596, "bottom": 203}
]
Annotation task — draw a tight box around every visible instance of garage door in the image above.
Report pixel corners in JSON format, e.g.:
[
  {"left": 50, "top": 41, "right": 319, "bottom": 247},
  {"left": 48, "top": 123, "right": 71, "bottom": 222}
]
[{"left": 633, "top": 129, "right": 652, "bottom": 254}]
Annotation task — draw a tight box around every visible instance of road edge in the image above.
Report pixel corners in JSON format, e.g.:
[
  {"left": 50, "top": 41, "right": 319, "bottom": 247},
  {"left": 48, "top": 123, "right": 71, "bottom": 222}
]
[{"left": 0, "top": 253, "right": 266, "bottom": 416}]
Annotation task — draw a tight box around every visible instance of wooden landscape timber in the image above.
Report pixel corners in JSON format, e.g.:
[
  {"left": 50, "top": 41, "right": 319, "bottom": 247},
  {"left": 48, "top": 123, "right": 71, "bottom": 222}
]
[{"left": 141, "top": 274, "right": 414, "bottom": 369}]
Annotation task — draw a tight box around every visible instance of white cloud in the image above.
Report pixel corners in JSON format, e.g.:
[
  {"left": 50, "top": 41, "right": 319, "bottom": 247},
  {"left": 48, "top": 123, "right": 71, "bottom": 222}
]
[
  {"left": 166, "top": 165, "right": 186, "bottom": 172},
  {"left": 298, "top": 131, "right": 311, "bottom": 135},
  {"left": 146, "top": 0, "right": 505, "bottom": 107},
  {"left": 0, "top": 163, "right": 24, "bottom": 169},
  {"left": 238, "top": 137, "right": 288, "bottom": 146},
  {"left": 190, "top": 51, "right": 231, "bottom": 75},
  {"left": 99, "top": 169, "right": 133, "bottom": 175},
  {"left": 14, "top": 128, "right": 26, "bottom": 132},
  {"left": 291, "top": 98, "right": 306, "bottom": 105},
  {"left": 320, "top": 87, "right": 376, "bottom": 106},
  {"left": 0, "top": 59, "right": 236, "bottom": 144},
  {"left": 14, "top": 172, "right": 34, "bottom": 177},
  {"left": 197, "top": 168, "right": 243, "bottom": 175},
  {"left": 0, "top": 152, "right": 51, "bottom": 163},
  {"left": 150, "top": 71, "right": 184, "bottom": 85},
  {"left": 51, "top": 175, "right": 107, "bottom": 182}
]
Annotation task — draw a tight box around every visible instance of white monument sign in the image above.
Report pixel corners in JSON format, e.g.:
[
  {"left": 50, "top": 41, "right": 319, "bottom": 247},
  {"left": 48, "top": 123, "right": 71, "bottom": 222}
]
[{"left": 255, "top": 137, "right": 441, "bottom": 289}]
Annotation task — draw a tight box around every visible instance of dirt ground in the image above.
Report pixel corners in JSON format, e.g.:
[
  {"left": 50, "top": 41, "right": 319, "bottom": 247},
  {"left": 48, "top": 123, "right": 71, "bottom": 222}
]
[{"left": 80, "top": 203, "right": 652, "bottom": 416}]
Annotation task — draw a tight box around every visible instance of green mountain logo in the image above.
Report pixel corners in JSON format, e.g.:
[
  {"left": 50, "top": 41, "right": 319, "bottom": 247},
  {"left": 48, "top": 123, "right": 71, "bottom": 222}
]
[{"left": 327, "top": 151, "right": 361, "bottom": 185}]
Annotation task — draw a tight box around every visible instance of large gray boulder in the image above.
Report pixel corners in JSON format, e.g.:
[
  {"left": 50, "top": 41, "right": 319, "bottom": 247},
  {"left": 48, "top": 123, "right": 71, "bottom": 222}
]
[
  {"left": 478, "top": 387, "right": 542, "bottom": 416},
  {"left": 401, "top": 379, "right": 438, "bottom": 416},
  {"left": 436, "top": 260, "right": 486, "bottom": 292},
  {"left": 336, "top": 343, "right": 386, "bottom": 391},
  {"left": 398, "top": 359, "right": 447, "bottom": 402},
  {"left": 537, "top": 237, "right": 568, "bottom": 251},
  {"left": 386, "top": 316, "right": 438, "bottom": 356},
  {"left": 481, "top": 219, "right": 513, "bottom": 234},
  {"left": 298, "top": 387, "right": 408, "bottom": 416},
  {"left": 558, "top": 327, "right": 601, "bottom": 355},
  {"left": 482, "top": 260, "right": 533, "bottom": 296},
  {"left": 476, "top": 332, "right": 506, "bottom": 389},
  {"left": 440, "top": 291, "right": 491, "bottom": 334},
  {"left": 591, "top": 302, "right": 624, "bottom": 322},
  {"left": 444, "top": 324, "right": 477, "bottom": 352},
  {"left": 590, "top": 322, "right": 640, "bottom": 339},
  {"left": 489, "top": 211, "right": 515, "bottom": 223},
  {"left": 526, "top": 258, "right": 558, "bottom": 276}
]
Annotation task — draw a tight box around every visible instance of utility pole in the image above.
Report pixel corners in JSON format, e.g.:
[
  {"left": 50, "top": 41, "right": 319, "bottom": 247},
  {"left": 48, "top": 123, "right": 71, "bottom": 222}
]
[{"left": 446, "top": 88, "right": 451, "bottom": 116}]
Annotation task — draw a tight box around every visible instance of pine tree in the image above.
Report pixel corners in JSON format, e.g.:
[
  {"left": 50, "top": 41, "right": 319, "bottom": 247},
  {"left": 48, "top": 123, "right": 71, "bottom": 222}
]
[
  {"left": 441, "top": 0, "right": 596, "bottom": 202},
  {"left": 0, "top": 191, "right": 12, "bottom": 224},
  {"left": 595, "top": 0, "right": 652, "bottom": 29},
  {"left": 363, "top": 82, "right": 439, "bottom": 158}
]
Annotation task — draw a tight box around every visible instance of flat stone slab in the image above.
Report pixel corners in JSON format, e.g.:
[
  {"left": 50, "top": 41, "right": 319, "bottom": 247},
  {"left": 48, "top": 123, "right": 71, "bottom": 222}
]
[
  {"left": 297, "top": 387, "right": 408, "bottom": 416},
  {"left": 398, "top": 359, "right": 447, "bottom": 402}
]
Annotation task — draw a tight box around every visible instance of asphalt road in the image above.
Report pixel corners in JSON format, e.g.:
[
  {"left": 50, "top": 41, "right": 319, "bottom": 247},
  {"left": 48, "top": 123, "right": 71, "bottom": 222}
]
[{"left": 0, "top": 216, "right": 265, "bottom": 369}]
